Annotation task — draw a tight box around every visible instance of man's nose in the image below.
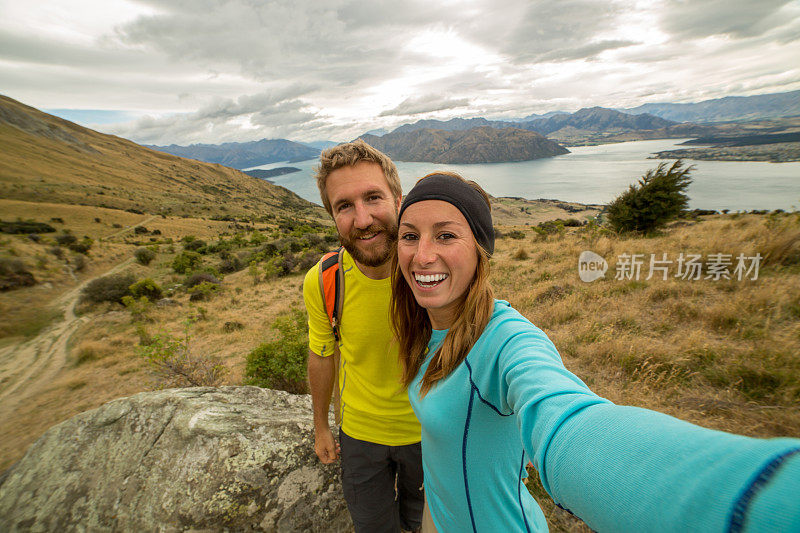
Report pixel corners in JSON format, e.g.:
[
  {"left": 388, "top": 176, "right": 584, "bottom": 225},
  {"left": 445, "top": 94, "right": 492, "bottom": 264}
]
[{"left": 353, "top": 202, "right": 373, "bottom": 229}]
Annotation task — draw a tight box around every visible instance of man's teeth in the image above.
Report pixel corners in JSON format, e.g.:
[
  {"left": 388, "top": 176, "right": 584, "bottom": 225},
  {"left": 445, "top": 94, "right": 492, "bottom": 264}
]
[
  {"left": 358, "top": 233, "right": 376, "bottom": 240},
  {"left": 415, "top": 273, "right": 448, "bottom": 283}
]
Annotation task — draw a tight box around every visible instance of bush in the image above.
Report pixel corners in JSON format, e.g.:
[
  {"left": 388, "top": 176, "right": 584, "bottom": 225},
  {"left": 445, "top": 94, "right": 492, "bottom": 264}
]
[
  {"left": 245, "top": 308, "right": 309, "bottom": 393},
  {"left": 184, "top": 272, "right": 220, "bottom": 288},
  {"left": 505, "top": 230, "right": 526, "bottom": 240},
  {"left": 188, "top": 281, "right": 219, "bottom": 301},
  {"left": 68, "top": 237, "right": 93, "bottom": 255},
  {"left": 0, "top": 257, "right": 36, "bottom": 291},
  {"left": 183, "top": 239, "right": 207, "bottom": 252},
  {"left": 130, "top": 278, "right": 163, "bottom": 301},
  {"left": 81, "top": 273, "right": 135, "bottom": 304},
  {"left": 606, "top": 160, "right": 693, "bottom": 233},
  {"left": 218, "top": 256, "right": 244, "bottom": 274},
  {"left": 172, "top": 251, "right": 202, "bottom": 274},
  {"left": 134, "top": 247, "right": 156, "bottom": 265},
  {"left": 136, "top": 320, "right": 227, "bottom": 387},
  {"left": 55, "top": 233, "right": 77, "bottom": 246},
  {"left": 134, "top": 226, "right": 149, "bottom": 235},
  {"left": 0, "top": 220, "right": 56, "bottom": 234},
  {"left": 70, "top": 254, "right": 87, "bottom": 271}
]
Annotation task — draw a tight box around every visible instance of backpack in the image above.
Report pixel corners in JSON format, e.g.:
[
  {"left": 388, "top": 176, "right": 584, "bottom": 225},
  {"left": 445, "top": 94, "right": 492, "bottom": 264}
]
[{"left": 318, "top": 247, "right": 345, "bottom": 424}]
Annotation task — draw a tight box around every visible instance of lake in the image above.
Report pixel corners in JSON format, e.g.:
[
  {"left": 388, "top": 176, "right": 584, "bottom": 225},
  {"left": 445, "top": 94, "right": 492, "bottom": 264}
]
[{"left": 246, "top": 139, "right": 800, "bottom": 212}]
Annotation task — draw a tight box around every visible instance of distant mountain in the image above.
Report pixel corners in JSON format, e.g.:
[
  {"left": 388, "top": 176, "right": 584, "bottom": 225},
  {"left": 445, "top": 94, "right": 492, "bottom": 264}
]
[
  {"left": 147, "top": 138, "right": 320, "bottom": 169},
  {"left": 385, "top": 108, "right": 675, "bottom": 138},
  {"left": 522, "top": 107, "right": 676, "bottom": 136},
  {"left": 518, "top": 111, "right": 569, "bottom": 122},
  {"left": 358, "top": 126, "right": 569, "bottom": 164},
  {"left": 622, "top": 90, "right": 800, "bottom": 123},
  {"left": 0, "top": 94, "right": 317, "bottom": 218},
  {"left": 363, "top": 128, "right": 388, "bottom": 137},
  {"left": 302, "top": 140, "right": 340, "bottom": 150},
  {"left": 391, "top": 117, "right": 506, "bottom": 134}
]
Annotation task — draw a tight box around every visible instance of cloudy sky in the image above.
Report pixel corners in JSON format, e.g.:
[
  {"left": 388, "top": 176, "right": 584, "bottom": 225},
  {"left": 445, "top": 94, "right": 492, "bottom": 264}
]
[{"left": 2, "top": 0, "right": 799, "bottom": 145}]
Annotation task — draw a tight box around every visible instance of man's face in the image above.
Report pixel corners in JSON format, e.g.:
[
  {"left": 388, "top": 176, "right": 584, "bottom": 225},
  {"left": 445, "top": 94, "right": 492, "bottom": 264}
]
[{"left": 325, "top": 162, "right": 401, "bottom": 268}]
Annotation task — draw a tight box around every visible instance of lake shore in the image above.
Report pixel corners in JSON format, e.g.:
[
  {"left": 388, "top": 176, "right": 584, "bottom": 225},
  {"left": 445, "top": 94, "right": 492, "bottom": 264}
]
[{"left": 650, "top": 142, "right": 800, "bottom": 163}]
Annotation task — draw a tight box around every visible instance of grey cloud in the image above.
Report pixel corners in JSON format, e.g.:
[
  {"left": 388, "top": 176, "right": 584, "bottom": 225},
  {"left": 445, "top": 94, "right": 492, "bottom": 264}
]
[
  {"left": 659, "top": 0, "right": 796, "bottom": 39},
  {"left": 378, "top": 95, "right": 471, "bottom": 117},
  {"left": 494, "top": 0, "right": 632, "bottom": 63},
  {"left": 105, "top": 88, "right": 323, "bottom": 144}
]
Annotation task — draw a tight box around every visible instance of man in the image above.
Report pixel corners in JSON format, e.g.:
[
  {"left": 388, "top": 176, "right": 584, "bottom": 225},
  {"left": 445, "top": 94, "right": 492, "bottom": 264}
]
[{"left": 303, "top": 140, "right": 423, "bottom": 533}]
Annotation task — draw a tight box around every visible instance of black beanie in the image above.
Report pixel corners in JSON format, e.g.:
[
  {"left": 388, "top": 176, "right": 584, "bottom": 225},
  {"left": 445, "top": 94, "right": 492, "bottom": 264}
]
[{"left": 399, "top": 174, "right": 494, "bottom": 255}]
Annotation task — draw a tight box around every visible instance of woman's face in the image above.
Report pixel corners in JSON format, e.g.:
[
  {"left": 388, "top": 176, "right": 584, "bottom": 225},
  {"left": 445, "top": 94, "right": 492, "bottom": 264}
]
[{"left": 398, "top": 200, "right": 479, "bottom": 330}]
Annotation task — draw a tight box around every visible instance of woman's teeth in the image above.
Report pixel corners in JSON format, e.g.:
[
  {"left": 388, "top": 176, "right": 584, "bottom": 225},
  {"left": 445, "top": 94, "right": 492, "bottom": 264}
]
[{"left": 415, "top": 273, "right": 448, "bottom": 286}]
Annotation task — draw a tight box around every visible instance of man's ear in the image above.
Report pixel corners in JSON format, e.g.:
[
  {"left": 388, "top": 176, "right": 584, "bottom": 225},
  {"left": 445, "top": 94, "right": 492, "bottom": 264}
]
[{"left": 395, "top": 195, "right": 402, "bottom": 213}]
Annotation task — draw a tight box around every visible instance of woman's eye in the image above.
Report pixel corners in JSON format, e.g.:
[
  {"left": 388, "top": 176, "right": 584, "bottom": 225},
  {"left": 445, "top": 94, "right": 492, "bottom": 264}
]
[
  {"left": 400, "top": 233, "right": 418, "bottom": 241},
  {"left": 438, "top": 232, "right": 456, "bottom": 240}
]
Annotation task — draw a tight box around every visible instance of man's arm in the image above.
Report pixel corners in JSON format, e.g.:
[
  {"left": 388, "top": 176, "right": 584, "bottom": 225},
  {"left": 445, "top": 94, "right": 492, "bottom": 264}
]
[{"left": 308, "top": 349, "right": 340, "bottom": 463}]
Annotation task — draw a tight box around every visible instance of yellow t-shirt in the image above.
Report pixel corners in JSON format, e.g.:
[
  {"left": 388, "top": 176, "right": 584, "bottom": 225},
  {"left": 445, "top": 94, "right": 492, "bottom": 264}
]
[{"left": 303, "top": 250, "right": 421, "bottom": 446}]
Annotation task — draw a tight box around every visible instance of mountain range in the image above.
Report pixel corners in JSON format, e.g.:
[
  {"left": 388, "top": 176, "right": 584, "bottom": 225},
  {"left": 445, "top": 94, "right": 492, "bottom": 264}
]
[
  {"left": 146, "top": 138, "right": 320, "bottom": 170},
  {"left": 357, "top": 126, "right": 569, "bottom": 164},
  {"left": 385, "top": 107, "right": 676, "bottom": 138},
  {"left": 0, "top": 95, "right": 318, "bottom": 219},
  {"left": 621, "top": 90, "right": 800, "bottom": 123}
]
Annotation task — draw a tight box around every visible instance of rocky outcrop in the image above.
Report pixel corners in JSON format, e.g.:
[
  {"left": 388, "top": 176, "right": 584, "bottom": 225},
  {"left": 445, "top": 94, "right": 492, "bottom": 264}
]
[{"left": 0, "top": 387, "right": 351, "bottom": 532}]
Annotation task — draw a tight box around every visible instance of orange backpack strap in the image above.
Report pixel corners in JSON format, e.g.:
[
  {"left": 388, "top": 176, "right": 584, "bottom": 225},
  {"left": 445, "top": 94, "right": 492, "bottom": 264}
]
[{"left": 317, "top": 247, "right": 345, "bottom": 341}]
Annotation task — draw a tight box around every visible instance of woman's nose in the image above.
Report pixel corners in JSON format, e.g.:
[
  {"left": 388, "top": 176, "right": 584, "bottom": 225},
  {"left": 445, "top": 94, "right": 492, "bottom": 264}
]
[{"left": 414, "top": 238, "right": 436, "bottom": 265}]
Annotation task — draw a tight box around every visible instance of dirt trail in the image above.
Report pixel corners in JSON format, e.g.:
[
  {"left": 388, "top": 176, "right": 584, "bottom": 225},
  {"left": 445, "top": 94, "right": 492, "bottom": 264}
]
[
  {"left": 104, "top": 214, "right": 158, "bottom": 240},
  {"left": 0, "top": 258, "right": 134, "bottom": 415}
]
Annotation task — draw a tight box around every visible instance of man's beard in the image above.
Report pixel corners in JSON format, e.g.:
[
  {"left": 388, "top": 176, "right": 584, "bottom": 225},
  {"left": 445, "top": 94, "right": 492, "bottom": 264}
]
[{"left": 340, "top": 222, "right": 398, "bottom": 268}]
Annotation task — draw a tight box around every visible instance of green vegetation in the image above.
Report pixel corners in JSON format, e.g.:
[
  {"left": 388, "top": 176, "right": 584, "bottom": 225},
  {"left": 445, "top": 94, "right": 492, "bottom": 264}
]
[
  {"left": 134, "top": 247, "right": 156, "bottom": 265},
  {"left": 606, "top": 160, "right": 693, "bottom": 233},
  {"left": 245, "top": 309, "right": 309, "bottom": 394},
  {"left": 136, "top": 319, "right": 228, "bottom": 387},
  {"left": 80, "top": 273, "right": 135, "bottom": 304}
]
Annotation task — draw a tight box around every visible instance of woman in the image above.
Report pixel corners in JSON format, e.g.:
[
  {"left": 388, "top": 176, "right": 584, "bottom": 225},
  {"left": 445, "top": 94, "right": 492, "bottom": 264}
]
[{"left": 391, "top": 172, "right": 800, "bottom": 532}]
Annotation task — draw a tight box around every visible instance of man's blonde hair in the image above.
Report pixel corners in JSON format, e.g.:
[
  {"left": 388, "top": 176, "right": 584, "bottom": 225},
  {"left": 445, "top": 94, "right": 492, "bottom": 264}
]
[{"left": 314, "top": 139, "right": 402, "bottom": 216}]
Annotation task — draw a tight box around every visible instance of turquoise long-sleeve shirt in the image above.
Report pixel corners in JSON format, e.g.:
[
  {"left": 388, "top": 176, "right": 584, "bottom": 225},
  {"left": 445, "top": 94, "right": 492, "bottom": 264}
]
[{"left": 409, "top": 300, "right": 800, "bottom": 532}]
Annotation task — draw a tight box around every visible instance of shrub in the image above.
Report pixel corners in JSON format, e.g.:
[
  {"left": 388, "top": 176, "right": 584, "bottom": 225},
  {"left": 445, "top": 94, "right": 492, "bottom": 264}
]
[
  {"left": 68, "top": 237, "right": 93, "bottom": 255},
  {"left": 245, "top": 308, "right": 309, "bottom": 393},
  {"left": 0, "top": 257, "right": 36, "bottom": 291},
  {"left": 505, "top": 230, "right": 526, "bottom": 240},
  {"left": 172, "top": 251, "right": 201, "bottom": 274},
  {"left": 183, "top": 239, "right": 207, "bottom": 252},
  {"left": 55, "top": 233, "right": 77, "bottom": 246},
  {"left": 0, "top": 220, "right": 56, "bottom": 234},
  {"left": 134, "top": 226, "right": 149, "bottom": 235},
  {"left": 81, "top": 273, "right": 135, "bottom": 304},
  {"left": 184, "top": 272, "right": 220, "bottom": 288},
  {"left": 134, "top": 247, "right": 156, "bottom": 265},
  {"left": 188, "top": 281, "right": 219, "bottom": 301},
  {"left": 513, "top": 248, "right": 529, "bottom": 260},
  {"left": 223, "top": 321, "right": 245, "bottom": 333},
  {"left": 606, "top": 160, "right": 693, "bottom": 233},
  {"left": 70, "top": 254, "right": 87, "bottom": 271},
  {"left": 218, "top": 256, "right": 244, "bottom": 274},
  {"left": 136, "top": 320, "right": 228, "bottom": 387},
  {"left": 130, "top": 278, "right": 163, "bottom": 301},
  {"left": 121, "top": 295, "right": 153, "bottom": 322}
]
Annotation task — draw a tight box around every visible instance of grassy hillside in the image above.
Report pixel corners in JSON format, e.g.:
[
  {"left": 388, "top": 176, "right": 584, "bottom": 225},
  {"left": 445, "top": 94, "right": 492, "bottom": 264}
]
[{"left": 0, "top": 95, "right": 323, "bottom": 221}]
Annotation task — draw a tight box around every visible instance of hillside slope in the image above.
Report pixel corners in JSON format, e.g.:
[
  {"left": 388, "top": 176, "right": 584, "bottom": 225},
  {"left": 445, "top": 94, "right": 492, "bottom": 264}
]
[
  {"left": 0, "top": 95, "right": 321, "bottom": 219},
  {"left": 359, "top": 126, "right": 569, "bottom": 163}
]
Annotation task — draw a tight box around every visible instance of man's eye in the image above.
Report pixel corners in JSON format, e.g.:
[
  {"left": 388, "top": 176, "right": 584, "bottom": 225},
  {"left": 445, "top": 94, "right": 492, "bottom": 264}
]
[{"left": 337, "top": 203, "right": 351, "bottom": 212}]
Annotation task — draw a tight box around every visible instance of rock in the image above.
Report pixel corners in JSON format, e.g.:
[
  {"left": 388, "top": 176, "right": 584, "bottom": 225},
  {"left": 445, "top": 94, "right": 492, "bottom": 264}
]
[{"left": 0, "top": 387, "right": 351, "bottom": 532}]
